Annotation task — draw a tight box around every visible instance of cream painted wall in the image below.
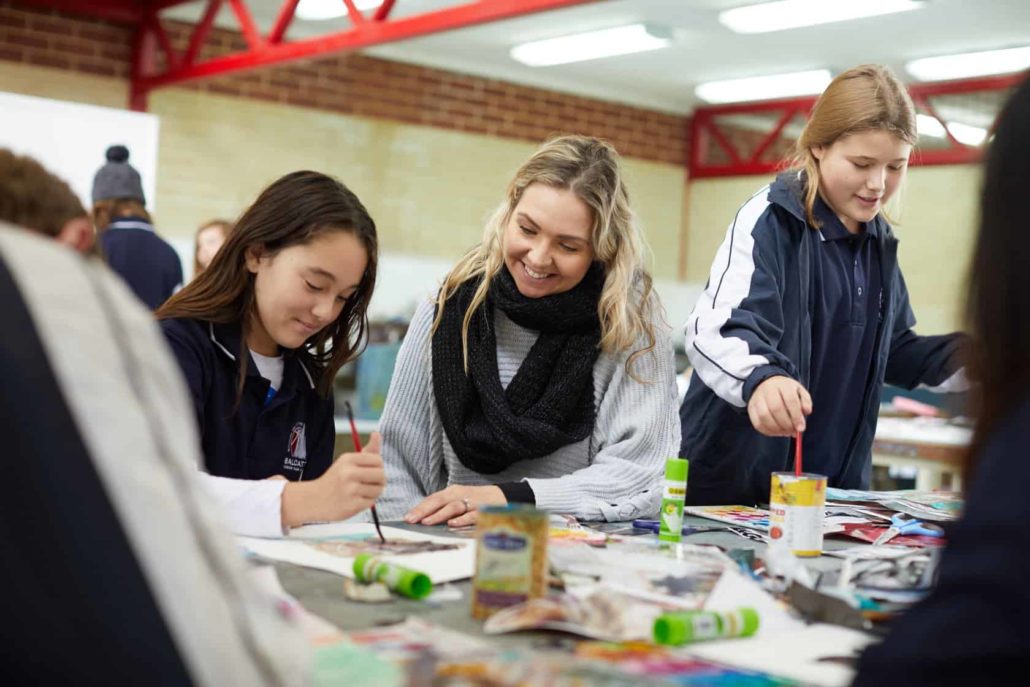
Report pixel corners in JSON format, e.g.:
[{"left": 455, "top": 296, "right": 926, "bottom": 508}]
[
  {"left": 684, "top": 166, "right": 979, "bottom": 334},
  {"left": 0, "top": 61, "right": 685, "bottom": 282},
  {"left": 151, "top": 88, "right": 685, "bottom": 279}
]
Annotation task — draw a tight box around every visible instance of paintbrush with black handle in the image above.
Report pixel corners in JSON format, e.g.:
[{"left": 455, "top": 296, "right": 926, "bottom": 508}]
[{"left": 343, "top": 400, "right": 386, "bottom": 543}]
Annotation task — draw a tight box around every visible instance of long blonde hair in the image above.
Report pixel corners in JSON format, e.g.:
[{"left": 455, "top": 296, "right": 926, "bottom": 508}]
[
  {"left": 790, "top": 64, "right": 918, "bottom": 228},
  {"left": 432, "top": 135, "right": 658, "bottom": 378}
]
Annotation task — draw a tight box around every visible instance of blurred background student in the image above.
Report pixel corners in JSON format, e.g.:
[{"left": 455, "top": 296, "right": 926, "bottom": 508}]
[
  {"left": 0, "top": 148, "right": 93, "bottom": 253},
  {"left": 193, "top": 218, "right": 230, "bottom": 277},
  {"left": 855, "top": 73, "right": 1030, "bottom": 684},
  {"left": 0, "top": 150, "right": 309, "bottom": 684},
  {"left": 92, "top": 143, "right": 183, "bottom": 309}
]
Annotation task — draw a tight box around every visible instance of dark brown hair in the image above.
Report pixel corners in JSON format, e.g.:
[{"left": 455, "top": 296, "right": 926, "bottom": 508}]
[
  {"left": 0, "top": 148, "right": 86, "bottom": 236},
  {"left": 157, "top": 171, "right": 378, "bottom": 399},
  {"left": 963, "top": 73, "right": 1030, "bottom": 483}
]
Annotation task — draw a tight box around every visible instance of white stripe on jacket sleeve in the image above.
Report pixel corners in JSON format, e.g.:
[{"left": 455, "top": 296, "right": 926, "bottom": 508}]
[{"left": 684, "top": 187, "right": 776, "bottom": 408}]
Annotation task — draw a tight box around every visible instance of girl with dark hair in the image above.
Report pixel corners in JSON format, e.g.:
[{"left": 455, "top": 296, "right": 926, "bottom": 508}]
[
  {"left": 855, "top": 74, "right": 1030, "bottom": 683},
  {"left": 157, "top": 170, "right": 385, "bottom": 535}
]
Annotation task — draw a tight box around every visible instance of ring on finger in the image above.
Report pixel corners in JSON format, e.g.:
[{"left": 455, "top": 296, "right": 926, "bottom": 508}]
[{"left": 461, "top": 497, "right": 471, "bottom": 514}]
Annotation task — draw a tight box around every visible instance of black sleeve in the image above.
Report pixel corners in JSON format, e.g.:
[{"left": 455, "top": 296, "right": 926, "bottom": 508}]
[
  {"left": 854, "top": 401, "right": 1030, "bottom": 685},
  {"left": 0, "top": 257, "right": 193, "bottom": 685},
  {"left": 159, "top": 319, "right": 209, "bottom": 434},
  {"left": 497, "top": 481, "right": 536, "bottom": 504},
  {"left": 883, "top": 269, "right": 968, "bottom": 390}
]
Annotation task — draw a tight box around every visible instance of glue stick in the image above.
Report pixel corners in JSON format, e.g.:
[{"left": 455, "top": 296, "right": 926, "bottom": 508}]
[
  {"left": 653, "top": 608, "right": 759, "bottom": 646},
  {"left": 658, "top": 458, "right": 689, "bottom": 543},
  {"left": 353, "top": 553, "right": 433, "bottom": 600}
]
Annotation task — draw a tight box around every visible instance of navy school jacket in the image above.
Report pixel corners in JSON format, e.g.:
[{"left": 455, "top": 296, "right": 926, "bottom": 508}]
[
  {"left": 160, "top": 318, "right": 335, "bottom": 482},
  {"left": 680, "top": 172, "right": 966, "bottom": 506},
  {"left": 100, "top": 216, "right": 183, "bottom": 310},
  {"left": 855, "top": 398, "right": 1030, "bottom": 684}
]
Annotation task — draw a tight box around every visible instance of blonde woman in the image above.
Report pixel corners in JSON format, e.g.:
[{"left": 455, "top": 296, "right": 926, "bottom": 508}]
[
  {"left": 680, "top": 65, "right": 968, "bottom": 507},
  {"left": 378, "top": 135, "right": 679, "bottom": 525}
]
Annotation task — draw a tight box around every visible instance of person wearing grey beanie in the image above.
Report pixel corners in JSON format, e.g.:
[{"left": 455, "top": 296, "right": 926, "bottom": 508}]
[{"left": 92, "top": 144, "right": 182, "bottom": 310}]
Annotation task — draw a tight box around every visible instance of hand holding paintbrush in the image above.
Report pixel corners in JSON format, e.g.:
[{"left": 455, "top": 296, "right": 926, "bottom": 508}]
[
  {"left": 279, "top": 407, "right": 385, "bottom": 530},
  {"left": 344, "top": 401, "right": 387, "bottom": 543}
]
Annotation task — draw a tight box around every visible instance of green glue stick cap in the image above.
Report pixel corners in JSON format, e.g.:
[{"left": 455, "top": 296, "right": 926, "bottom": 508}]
[
  {"left": 653, "top": 608, "right": 759, "bottom": 646},
  {"left": 353, "top": 553, "right": 433, "bottom": 600},
  {"left": 665, "top": 458, "right": 688, "bottom": 482}
]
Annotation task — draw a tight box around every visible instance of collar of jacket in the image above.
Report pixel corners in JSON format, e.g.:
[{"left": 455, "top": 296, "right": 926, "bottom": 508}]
[
  {"left": 208, "top": 320, "right": 316, "bottom": 389},
  {"left": 105, "top": 216, "right": 155, "bottom": 231},
  {"left": 767, "top": 171, "right": 893, "bottom": 243}
]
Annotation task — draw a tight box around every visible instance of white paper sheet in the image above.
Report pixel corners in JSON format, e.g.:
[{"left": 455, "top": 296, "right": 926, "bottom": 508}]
[
  {"left": 695, "top": 568, "right": 875, "bottom": 684},
  {"left": 240, "top": 523, "right": 476, "bottom": 583},
  {"left": 688, "top": 623, "right": 876, "bottom": 687}
]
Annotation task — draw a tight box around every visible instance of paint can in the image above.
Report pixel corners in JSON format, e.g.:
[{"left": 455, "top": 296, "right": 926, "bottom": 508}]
[
  {"left": 471, "top": 504, "right": 548, "bottom": 620},
  {"left": 768, "top": 472, "right": 827, "bottom": 557}
]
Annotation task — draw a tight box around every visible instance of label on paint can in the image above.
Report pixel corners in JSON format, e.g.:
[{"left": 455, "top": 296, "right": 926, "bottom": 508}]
[
  {"left": 659, "top": 458, "right": 689, "bottom": 543},
  {"left": 471, "top": 505, "right": 548, "bottom": 620},
  {"left": 769, "top": 472, "right": 827, "bottom": 557}
]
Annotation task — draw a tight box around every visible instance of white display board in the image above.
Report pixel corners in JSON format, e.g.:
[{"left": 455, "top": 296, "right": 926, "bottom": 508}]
[{"left": 0, "top": 91, "right": 160, "bottom": 212}]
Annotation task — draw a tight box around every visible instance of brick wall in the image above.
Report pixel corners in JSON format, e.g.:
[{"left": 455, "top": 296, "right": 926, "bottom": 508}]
[{"left": 0, "top": 1, "right": 689, "bottom": 166}]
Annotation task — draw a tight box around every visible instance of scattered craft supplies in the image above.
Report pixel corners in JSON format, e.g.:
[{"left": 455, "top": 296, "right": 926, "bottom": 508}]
[
  {"left": 346, "top": 617, "right": 793, "bottom": 686},
  {"left": 548, "top": 513, "right": 610, "bottom": 546},
  {"left": 825, "top": 489, "right": 963, "bottom": 522},
  {"left": 686, "top": 505, "right": 847, "bottom": 535},
  {"left": 484, "top": 587, "right": 675, "bottom": 642},
  {"left": 548, "top": 541, "right": 734, "bottom": 606},
  {"left": 247, "top": 566, "right": 404, "bottom": 687},
  {"left": 685, "top": 505, "right": 772, "bottom": 531},
  {"left": 834, "top": 522, "right": 946, "bottom": 548},
  {"left": 240, "top": 523, "right": 474, "bottom": 583}
]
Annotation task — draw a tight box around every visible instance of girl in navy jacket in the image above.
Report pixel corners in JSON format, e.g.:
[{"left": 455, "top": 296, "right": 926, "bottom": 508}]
[
  {"left": 680, "top": 65, "right": 967, "bottom": 506},
  {"left": 855, "top": 71, "right": 1030, "bottom": 686},
  {"left": 158, "top": 171, "right": 384, "bottom": 535}
]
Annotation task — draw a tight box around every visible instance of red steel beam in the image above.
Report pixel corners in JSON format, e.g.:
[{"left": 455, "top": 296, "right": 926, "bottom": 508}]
[
  {"left": 341, "top": 0, "right": 368, "bottom": 26},
  {"left": 373, "top": 0, "right": 397, "bottom": 22},
  {"left": 228, "top": 0, "right": 266, "bottom": 51},
  {"left": 134, "top": 0, "right": 602, "bottom": 93},
  {"left": 690, "top": 72, "right": 1029, "bottom": 178},
  {"left": 182, "top": 0, "right": 224, "bottom": 68},
  {"left": 267, "top": 0, "right": 300, "bottom": 45}
]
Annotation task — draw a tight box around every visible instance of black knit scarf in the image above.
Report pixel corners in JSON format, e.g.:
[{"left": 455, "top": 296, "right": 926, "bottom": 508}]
[{"left": 432, "top": 263, "right": 604, "bottom": 474}]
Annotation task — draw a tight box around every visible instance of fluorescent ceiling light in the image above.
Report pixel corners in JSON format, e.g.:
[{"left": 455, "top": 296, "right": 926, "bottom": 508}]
[
  {"left": 510, "top": 24, "right": 672, "bottom": 67},
  {"left": 916, "top": 113, "right": 946, "bottom": 138},
  {"left": 946, "top": 121, "right": 988, "bottom": 146},
  {"left": 296, "top": 0, "right": 381, "bottom": 21},
  {"left": 917, "top": 114, "right": 989, "bottom": 146},
  {"left": 906, "top": 46, "right": 1030, "bottom": 81},
  {"left": 719, "top": 0, "right": 924, "bottom": 34},
  {"left": 695, "top": 69, "right": 832, "bottom": 104}
]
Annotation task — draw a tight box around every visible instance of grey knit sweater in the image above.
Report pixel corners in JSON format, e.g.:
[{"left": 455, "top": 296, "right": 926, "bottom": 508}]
[{"left": 376, "top": 298, "right": 681, "bottom": 522}]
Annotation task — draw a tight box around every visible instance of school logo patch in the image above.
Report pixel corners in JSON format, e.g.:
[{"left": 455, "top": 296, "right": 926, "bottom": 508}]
[{"left": 284, "top": 422, "right": 308, "bottom": 475}]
